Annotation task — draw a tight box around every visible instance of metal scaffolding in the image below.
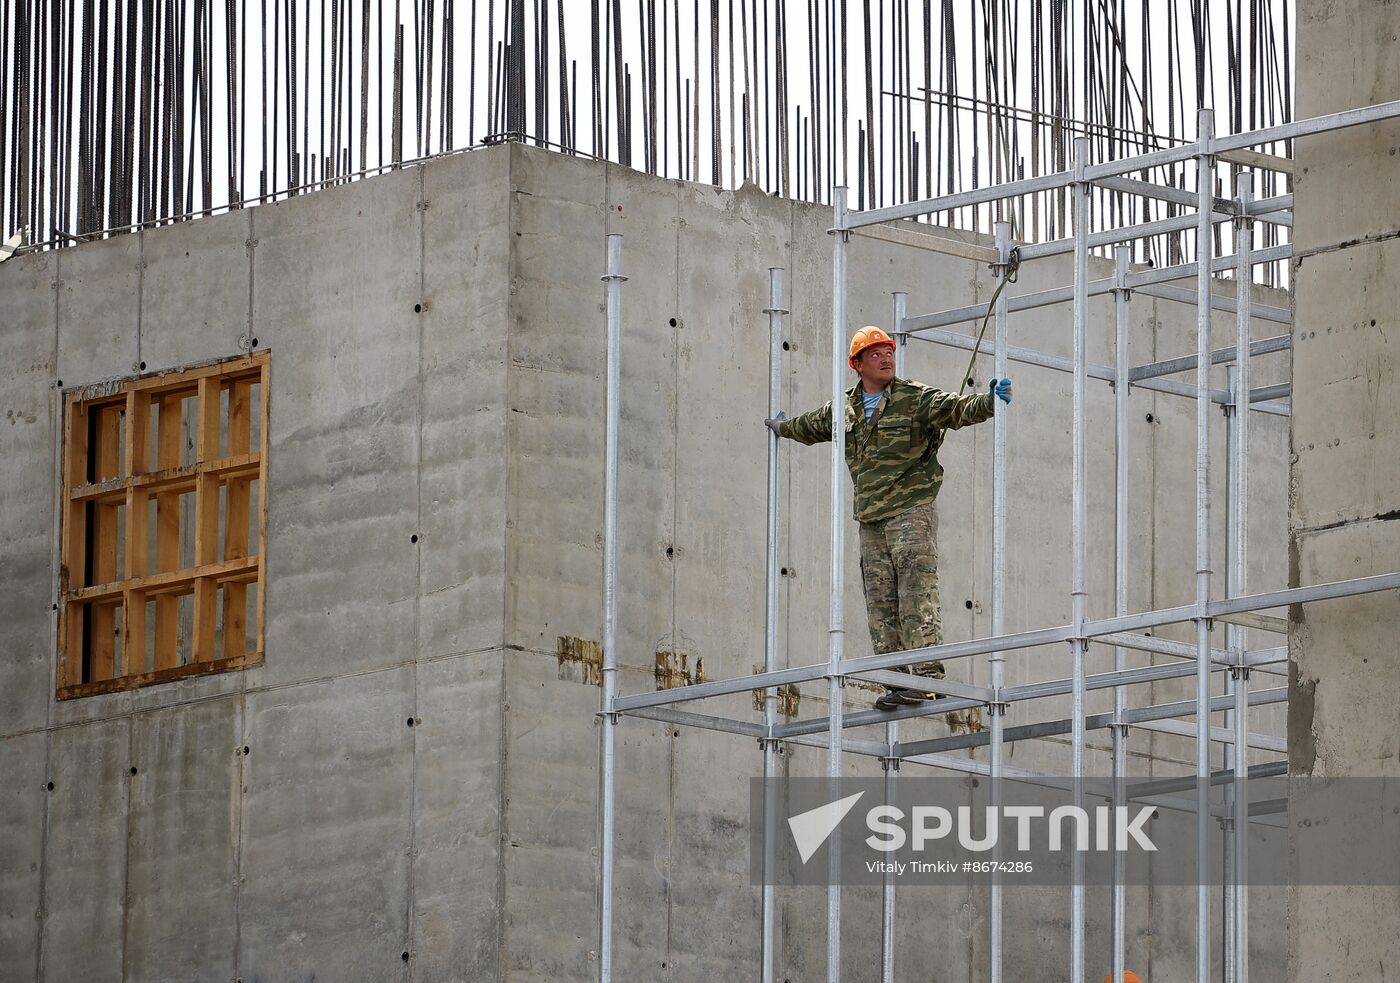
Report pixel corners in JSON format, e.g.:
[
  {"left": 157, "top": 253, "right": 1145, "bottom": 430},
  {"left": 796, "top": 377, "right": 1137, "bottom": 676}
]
[{"left": 595, "top": 99, "right": 1400, "bottom": 983}]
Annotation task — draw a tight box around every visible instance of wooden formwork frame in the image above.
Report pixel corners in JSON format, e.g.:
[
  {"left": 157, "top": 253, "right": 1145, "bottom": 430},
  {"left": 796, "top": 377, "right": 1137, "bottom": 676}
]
[{"left": 57, "top": 351, "right": 270, "bottom": 699}]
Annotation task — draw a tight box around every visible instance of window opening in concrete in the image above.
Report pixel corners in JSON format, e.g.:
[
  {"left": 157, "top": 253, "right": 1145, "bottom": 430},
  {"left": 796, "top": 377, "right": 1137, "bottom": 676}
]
[{"left": 58, "top": 352, "right": 270, "bottom": 698}]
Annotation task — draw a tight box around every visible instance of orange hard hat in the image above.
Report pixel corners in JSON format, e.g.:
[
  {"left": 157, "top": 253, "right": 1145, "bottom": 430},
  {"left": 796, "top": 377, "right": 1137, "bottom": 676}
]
[
  {"left": 848, "top": 326, "right": 897, "bottom": 369},
  {"left": 1101, "top": 973, "right": 1143, "bottom": 983}
]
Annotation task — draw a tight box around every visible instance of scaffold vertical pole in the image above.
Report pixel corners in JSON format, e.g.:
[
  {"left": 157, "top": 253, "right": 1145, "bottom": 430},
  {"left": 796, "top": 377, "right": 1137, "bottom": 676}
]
[
  {"left": 827, "top": 186, "right": 850, "bottom": 983},
  {"left": 761, "top": 266, "right": 788, "bottom": 983},
  {"left": 1193, "top": 108, "right": 1217, "bottom": 983},
  {"left": 989, "top": 222, "right": 1012, "bottom": 983},
  {"left": 1111, "top": 243, "right": 1132, "bottom": 983},
  {"left": 1231, "top": 170, "right": 1256, "bottom": 983},
  {"left": 1223, "top": 364, "right": 1238, "bottom": 983},
  {"left": 881, "top": 289, "right": 908, "bottom": 983},
  {"left": 1069, "top": 137, "right": 1090, "bottom": 983},
  {"left": 598, "top": 232, "right": 626, "bottom": 983}
]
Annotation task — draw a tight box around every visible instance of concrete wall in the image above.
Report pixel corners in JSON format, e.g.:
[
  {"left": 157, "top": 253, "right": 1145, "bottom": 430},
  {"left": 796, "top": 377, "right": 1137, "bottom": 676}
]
[
  {"left": 1288, "top": 2, "right": 1400, "bottom": 980},
  {"left": 1, "top": 140, "right": 1292, "bottom": 981},
  {"left": 1, "top": 151, "right": 513, "bottom": 983}
]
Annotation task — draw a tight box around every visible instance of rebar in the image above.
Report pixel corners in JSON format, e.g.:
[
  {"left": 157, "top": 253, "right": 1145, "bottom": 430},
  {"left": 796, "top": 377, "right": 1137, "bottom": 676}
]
[{"left": 2, "top": 0, "right": 1303, "bottom": 251}]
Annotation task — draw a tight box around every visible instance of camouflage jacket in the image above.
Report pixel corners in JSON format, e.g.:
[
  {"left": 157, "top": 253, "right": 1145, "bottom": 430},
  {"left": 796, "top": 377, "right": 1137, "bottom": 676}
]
[{"left": 779, "top": 377, "right": 995, "bottom": 522}]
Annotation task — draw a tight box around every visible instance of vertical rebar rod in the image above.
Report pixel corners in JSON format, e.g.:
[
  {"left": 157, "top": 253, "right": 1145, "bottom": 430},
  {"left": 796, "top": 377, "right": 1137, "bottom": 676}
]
[
  {"left": 0, "top": 1, "right": 10, "bottom": 235},
  {"left": 224, "top": 0, "right": 238, "bottom": 206},
  {"left": 299, "top": 0, "right": 308, "bottom": 187},
  {"left": 710, "top": 0, "right": 719, "bottom": 184},
  {"left": 726, "top": 0, "right": 734, "bottom": 186},
  {"left": 95, "top": 0, "right": 110, "bottom": 230},
  {"left": 989, "top": 221, "right": 1011, "bottom": 983},
  {"left": 1111, "top": 242, "right": 1132, "bottom": 983},
  {"left": 392, "top": 24, "right": 404, "bottom": 163},
  {"left": 761, "top": 265, "right": 787, "bottom": 983},
  {"left": 1069, "top": 135, "right": 1089, "bottom": 983},
  {"left": 199, "top": 0, "right": 212, "bottom": 205},
  {"left": 159, "top": 0, "right": 171, "bottom": 218},
  {"left": 359, "top": 0, "right": 370, "bottom": 169},
  {"left": 598, "top": 232, "right": 625, "bottom": 983},
  {"left": 559, "top": 0, "right": 572, "bottom": 152},
  {"left": 880, "top": 288, "right": 908, "bottom": 983},
  {"left": 468, "top": 0, "right": 478, "bottom": 142},
  {"left": 737, "top": 0, "right": 748, "bottom": 181},
  {"left": 1231, "top": 168, "right": 1254, "bottom": 983},
  {"left": 827, "top": 184, "right": 849, "bottom": 983},
  {"left": 1193, "top": 107, "right": 1216, "bottom": 983}
]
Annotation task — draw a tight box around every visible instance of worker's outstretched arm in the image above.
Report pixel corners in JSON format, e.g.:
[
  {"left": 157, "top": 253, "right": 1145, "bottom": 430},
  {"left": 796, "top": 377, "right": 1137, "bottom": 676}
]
[
  {"left": 915, "top": 387, "right": 997, "bottom": 430},
  {"left": 767, "top": 401, "right": 833, "bottom": 444}
]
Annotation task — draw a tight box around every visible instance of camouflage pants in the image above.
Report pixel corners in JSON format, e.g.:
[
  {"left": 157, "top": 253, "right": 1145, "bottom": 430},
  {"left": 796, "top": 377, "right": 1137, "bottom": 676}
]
[{"left": 857, "top": 501, "right": 945, "bottom": 681}]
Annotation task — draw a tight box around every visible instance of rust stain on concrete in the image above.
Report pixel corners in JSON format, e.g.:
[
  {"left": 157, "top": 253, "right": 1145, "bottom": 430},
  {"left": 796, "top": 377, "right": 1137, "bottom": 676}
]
[{"left": 556, "top": 635, "right": 603, "bottom": 686}]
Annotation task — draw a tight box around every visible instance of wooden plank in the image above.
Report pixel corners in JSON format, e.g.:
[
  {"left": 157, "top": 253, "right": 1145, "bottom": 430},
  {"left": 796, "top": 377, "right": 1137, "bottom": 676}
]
[
  {"left": 227, "top": 378, "right": 252, "bottom": 455},
  {"left": 192, "top": 575, "right": 218, "bottom": 663},
  {"left": 68, "top": 476, "right": 132, "bottom": 504},
  {"left": 223, "top": 380, "right": 252, "bottom": 660},
  {"left": 68, "top": 454, "right": 260, "bottom": 503},
  {"left": 94, "top": 402, "right": 122, "bottom": 481},
  {"left": 125, "top": 387, "right": 151, "bottom": 677},
  {"left": 61, "top": 394, "right": 89, "bottom": 488},
  {"left": 191, "top": 377, "right": 221, "bottom": 662},
  {"left": 124, "top": 477, "right": 150, "bottom": 677},
  {"left": 196, "top": 376, "right": 221, "bottom": 462},
  {"left": 126, "top": 352, "right": 262, "bottom": 395},
  {"left": 89, "top": 406, "right": 122, "bottom": 681},
  {"left": 255, "top": 361, "right": 269, "bottom": 654},
  {"left": 124, "top": 390, "right": 151, "bottom": 580},
  {"left": 60, "top": 602, "right": 85, "bottom": 689},
  {"left": 209, "top": 455, "right": 260, "bottom": 480},
  {"left": 126, "top": 388, "right": 151, "bottom": 476},
  {"left": 123, "top": 591, "right": 148, "bottom": 676},
  {"left": 153, "top": 393, "right": 184, "bottom": 669},
  {"left": 56, "top": 648, "right": 265, "bottom": 700},
  {"left": 58, "top": 396, "right": 88, "bottom": 688},
  {"left": 221, "top": 583, "right": 248, "bottom": 661},
  {"left": 68, "top": 555, "right": 259, "bottom": 603}
]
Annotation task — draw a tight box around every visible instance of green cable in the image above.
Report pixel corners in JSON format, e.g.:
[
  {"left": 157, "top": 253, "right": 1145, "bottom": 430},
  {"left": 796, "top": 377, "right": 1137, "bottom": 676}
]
[
  {"left": 930, "top": 248, "right": 1019, "bottom": 454},
  {"left": 957, "top": 246, "right": 1020, "bottom": 397}
]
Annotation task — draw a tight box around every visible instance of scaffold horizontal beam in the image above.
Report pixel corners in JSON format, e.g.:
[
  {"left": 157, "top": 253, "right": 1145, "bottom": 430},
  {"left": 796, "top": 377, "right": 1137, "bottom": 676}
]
[
  {"left": 1131, "top": 334, "right": 1291, "bottom": 382},
  {"left": 895, "top": 687, "right": 1287, "bottom": 758},
  {"left": 610, "top": 573, "right": 1398, "bottom": 716},
  {"left": 903, "top": 245, "right": 1293, "bottom": 336},
  {"left": 904, "top": 325, "right": 1289, "bottom": 416},
  {"left": 844, "top": 100, "right": 1400, "bottom": 231},
  {"left": 1135, "top": 718, "right": 1287, "bottom": 754}
]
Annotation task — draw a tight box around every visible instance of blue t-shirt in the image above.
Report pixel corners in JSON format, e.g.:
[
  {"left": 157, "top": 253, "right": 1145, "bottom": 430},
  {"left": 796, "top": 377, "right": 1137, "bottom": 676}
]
[{"left": 862, "top": 390, "right": 883, "bottom": 419}]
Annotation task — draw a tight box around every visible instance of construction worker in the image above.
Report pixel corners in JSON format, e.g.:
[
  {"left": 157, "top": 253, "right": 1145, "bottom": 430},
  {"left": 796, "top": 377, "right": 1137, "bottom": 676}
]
[{"left": 765, "top": 326, "right": 1012, "bottom": 712}]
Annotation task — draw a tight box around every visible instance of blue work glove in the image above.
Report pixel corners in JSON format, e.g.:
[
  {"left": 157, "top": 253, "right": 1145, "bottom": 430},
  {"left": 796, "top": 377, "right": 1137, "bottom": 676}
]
[
  {"left": 988, "top": 377, "right": 1012, "bottom": 405},
  {"left": 765, "top": 411, "right": 786, "bottom": 436}
]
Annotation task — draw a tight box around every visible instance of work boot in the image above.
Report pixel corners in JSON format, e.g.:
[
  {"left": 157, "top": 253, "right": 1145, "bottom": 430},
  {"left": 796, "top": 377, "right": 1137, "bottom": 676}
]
[
  {"left": 875, "top": 687, "right": 906, "bottom": 711},
  {"left": 893, "top": 688, "right": 942, "bottom": 706},
  {"left": 874, "top": 687, "right": 941, "bottom": 710}
]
